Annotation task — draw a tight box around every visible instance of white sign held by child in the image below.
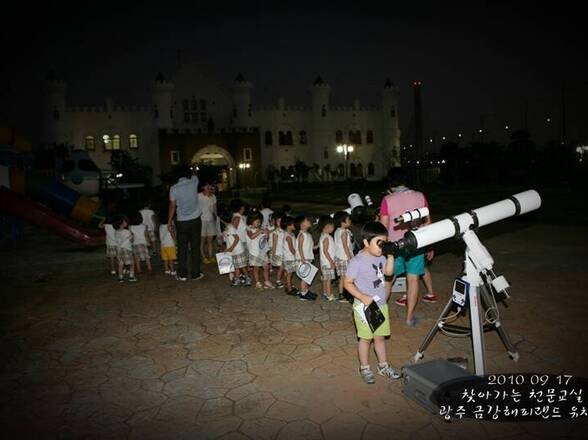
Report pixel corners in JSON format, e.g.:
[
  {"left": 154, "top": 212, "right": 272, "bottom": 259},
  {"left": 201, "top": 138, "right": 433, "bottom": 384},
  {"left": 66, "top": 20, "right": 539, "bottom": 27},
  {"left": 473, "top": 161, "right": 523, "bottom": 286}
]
[
  {"left": 296, "top": 261, "right": 318, "bottom": 285},
  {"left": 216, "top": 252, "right": 234, "bottom": 275}
]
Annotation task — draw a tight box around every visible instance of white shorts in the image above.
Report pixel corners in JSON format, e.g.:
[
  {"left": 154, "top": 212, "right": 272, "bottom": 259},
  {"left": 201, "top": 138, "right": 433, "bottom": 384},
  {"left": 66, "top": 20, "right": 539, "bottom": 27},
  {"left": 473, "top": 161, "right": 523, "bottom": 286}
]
[{"left": 201, "top": 220, "right": 217, "bottom": 237}]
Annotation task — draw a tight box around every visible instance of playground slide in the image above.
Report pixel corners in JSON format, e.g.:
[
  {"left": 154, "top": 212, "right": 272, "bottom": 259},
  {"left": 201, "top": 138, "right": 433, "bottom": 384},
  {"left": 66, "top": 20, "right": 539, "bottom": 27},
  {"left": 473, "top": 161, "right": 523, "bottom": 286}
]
[{"left": 0, "top": 186, "right": 104, "bottom": 247}]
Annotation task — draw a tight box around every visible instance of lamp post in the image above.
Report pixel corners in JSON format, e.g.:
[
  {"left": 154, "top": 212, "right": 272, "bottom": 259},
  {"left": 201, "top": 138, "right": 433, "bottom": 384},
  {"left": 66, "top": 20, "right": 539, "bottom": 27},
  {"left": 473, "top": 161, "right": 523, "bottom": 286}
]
[{"left": 336, "top": 144, "right": 354, "bottom": 182}]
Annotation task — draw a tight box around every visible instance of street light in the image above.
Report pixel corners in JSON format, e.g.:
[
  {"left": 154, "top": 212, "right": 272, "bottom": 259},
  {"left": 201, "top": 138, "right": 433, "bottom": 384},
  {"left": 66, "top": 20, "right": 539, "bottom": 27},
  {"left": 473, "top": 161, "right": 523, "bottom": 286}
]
[{"left": 336, "top": 144, "right": 354, "bottom": 181}]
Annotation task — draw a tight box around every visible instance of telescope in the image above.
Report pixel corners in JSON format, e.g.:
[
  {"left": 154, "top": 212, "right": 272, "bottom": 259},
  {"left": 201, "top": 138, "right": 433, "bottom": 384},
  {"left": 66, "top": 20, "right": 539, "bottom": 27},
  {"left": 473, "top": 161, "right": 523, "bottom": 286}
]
[
  {"left": 394, "top": 207, "right": 430, "bottom": 224},
  {"left": 386, "top": 190, "right": 541, "bottom": 255},
  {"left": 390, "top": 190, "right": 542, "bottom": 376}
]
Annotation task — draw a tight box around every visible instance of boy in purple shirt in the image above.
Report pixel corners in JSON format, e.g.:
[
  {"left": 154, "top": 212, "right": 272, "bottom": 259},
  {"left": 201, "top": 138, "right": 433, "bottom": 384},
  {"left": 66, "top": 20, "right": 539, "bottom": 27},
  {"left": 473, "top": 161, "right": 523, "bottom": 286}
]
[{"left": 344, "top": 222, "right": 402, "bottom": 384}]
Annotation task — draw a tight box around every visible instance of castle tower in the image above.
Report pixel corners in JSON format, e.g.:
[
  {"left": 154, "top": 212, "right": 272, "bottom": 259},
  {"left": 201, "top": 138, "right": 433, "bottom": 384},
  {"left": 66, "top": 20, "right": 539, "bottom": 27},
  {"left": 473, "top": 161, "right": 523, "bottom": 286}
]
[
  {"left": 152, "top": 72, "right": 175, "bottom": 129},
  {"left": 382, "top": 79, "right": 401, "bottom": 167},
  {"left": 232, "top": 73, "right": 253, "bottom": 128},
  {"left": 311, "top": 76, "right": 331, "bottom": 164},
  {"left": 43, "top": 71, "right": 70, "bottom": 145}
]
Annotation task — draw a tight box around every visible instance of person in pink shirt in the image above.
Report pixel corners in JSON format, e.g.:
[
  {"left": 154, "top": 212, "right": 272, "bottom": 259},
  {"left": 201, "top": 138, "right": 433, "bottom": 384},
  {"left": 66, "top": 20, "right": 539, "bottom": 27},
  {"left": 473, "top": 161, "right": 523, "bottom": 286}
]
[{"left": 379, "top": 168, "right": 437, "bottom": 327}]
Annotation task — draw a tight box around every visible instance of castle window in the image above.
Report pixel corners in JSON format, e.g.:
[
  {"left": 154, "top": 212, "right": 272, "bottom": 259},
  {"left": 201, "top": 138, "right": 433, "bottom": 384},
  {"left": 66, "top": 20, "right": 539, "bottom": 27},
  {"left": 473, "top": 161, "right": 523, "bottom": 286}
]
[
  {"left": 335, "top": 130, "right": 343, "bottom": 144},
  {"left": 368, "top": 162, "right": 375, "bottom": 176},
  {"left": 279, "top": 131, "right": 293, "bottom": 146},
  {"left": 367, "top": 130, "right": 374, "bottom": 144},
  {"left": 243, "top": 147, "right": 252, "bottom": 162},
  {"left": 184, "top": 112, "right": 190, "bottom": 123},
  {"left": 170, "top": 150, "right": 180, "bottom": 165},
  {"left": 355, "top": 130, "right": 362, "bottom": 144},
  {"left": 390, "top": 106, "right": 396, "bottom": 118},
  {"left": 129, "top": 134, "right": 138, "bottom": 149},
  {"left": 199, "top": 99, "right": 206, "bottom": 110},
  {"left": 321, "top": 105, "right": 327, "bottom": 117},
  {"left": 102, "top": 134, "right": 111, "bottom": 150},
  {"left": 286, "top": 131, "right": 293, "bottom": 146},
  {"left": 191, "top": 97, "right": 198, "bottom": 111},
  {"left": 299, "top": 131, "right": 307, "bottom": 145},
  {"left": 191, "top": 112, "right": 198, "bottom": 123},
  {"left": 349, "top": 130, "right": 362, "bottom": 144},
  {"left": 200, "top": 112, "right": 207, "bottom": 122},
  {"left": 53, "top": 106, "right": 59, "bottom": 121},
  {"left": 112, "top": 134, "right": 121, "bottom": 150},
  {"left": 85, "top": 136, "right": 95, "bottom": 151},
  {"left": 265, "top": 131, "right": 273, "bottom": 146}
]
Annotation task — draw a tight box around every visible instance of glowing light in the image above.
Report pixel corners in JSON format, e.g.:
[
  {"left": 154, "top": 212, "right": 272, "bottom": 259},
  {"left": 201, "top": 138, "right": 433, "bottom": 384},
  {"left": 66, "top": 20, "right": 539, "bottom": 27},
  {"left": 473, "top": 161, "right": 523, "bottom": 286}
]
[
  {"left": 348, "top": 145, "right": 354, "bottom": 153},
  {"left": 336, "top": 146, "right": 344, "bottom": 153}
]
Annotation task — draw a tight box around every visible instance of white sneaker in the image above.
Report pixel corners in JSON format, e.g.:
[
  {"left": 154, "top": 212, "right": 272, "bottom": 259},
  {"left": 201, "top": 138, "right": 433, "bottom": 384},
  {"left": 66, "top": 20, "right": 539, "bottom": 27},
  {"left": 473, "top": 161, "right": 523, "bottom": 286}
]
[
  {"left": 164, "top": 270, "right": 171, "bottom": 275},
  {"left": 110, "top": 270, "right": 117, "bottom": 275}
]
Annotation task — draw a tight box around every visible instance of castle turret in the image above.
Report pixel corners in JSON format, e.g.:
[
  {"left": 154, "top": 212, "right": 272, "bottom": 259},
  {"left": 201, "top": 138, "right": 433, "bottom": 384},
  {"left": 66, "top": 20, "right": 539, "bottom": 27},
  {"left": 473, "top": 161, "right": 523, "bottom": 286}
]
[
  {"left": 152, "top": 72, "right": 175, "bottom": 129},
  {"left": 232, "top": 73, "right": 253, "bottom": 128},
  {"left": 382, "top": 79, "right": 401, "bottom": 167},
  {"left": 43, "top": 71, "right": 70, "bottom": 145},
  {"left": 311, "top": 76, "right": 331, "bottom": 164}
]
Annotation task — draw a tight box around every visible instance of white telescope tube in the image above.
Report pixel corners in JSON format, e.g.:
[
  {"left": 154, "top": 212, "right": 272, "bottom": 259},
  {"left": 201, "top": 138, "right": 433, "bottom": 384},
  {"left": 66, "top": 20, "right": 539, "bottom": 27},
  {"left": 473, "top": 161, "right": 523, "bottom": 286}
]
[
  {"left": 395, "top": 207, "right": 430, "bottom": 224},
  {"left": 397, "top": 190, "right": 541, "bottom": 251}
]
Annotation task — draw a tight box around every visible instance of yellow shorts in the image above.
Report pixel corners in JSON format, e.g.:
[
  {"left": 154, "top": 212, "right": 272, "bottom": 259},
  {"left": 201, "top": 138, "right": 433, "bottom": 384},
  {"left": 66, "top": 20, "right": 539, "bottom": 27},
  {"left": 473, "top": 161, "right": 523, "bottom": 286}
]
[
  {"left": 353, "top": 302, "right": 391, "bottom": 339},
  {"left": 161, "top": 246, "right": 176, "bottom": 261}
]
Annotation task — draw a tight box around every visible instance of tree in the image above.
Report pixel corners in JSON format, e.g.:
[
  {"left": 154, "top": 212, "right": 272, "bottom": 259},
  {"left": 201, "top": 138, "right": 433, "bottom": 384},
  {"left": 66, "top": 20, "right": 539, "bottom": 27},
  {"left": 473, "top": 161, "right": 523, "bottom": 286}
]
[{"left": 110, "top": 150, "right": 153, "bottom": 185}]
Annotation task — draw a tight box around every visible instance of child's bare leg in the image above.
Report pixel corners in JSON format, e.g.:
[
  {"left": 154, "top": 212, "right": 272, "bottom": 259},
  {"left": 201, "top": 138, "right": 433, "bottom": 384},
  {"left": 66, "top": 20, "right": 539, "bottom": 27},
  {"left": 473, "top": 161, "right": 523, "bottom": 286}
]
[
  {"left": 358, "top": 338, "right": 371, "bottom": 366},
  {"left": 110, "top": 257, "right": 116, "bottom": 272},
  {"left": 276, "top": 266, "right": 284, "bottom": 283},
  {"left": 373, "top": 336, "right": 388, "bottom": 365},
  {"left": 263, "top": 264, "right": 270, "bottom": 283},
  {"left": 118, "top": 260, "right": 124, "bottom": 278},
  {"left": 146, "top": 258, "right": 152, "bottom": 272},
  {"left": 325, "top": 279, "right": 332, "bottom": 297},
  {"left": 422, "top": 268, "right": 434, "bottom": 295},
  {"left": 300, "top": 280, "right": 309, "bottom": 292},
  {"left": 286, "top": 272, "right": 292, "bottom": 291},
  {"left": 128, "top": 264, "right": 135, "bottom": 278},
  {"left": 253, "top": 266, "right": 260, "bottom": 283},
  {"left": 339, "top": 277, "right": 344, "bottom": 295},
  {"left": 135, "top": 256, "right": 142, "bottom": 274}
]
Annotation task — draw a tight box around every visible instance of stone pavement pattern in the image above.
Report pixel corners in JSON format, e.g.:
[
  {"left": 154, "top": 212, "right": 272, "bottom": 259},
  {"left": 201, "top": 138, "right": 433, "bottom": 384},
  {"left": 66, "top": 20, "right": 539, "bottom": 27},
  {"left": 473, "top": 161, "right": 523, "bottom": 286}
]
[{"left": 1, "top": 223, "right": 587, "bottom": 439}]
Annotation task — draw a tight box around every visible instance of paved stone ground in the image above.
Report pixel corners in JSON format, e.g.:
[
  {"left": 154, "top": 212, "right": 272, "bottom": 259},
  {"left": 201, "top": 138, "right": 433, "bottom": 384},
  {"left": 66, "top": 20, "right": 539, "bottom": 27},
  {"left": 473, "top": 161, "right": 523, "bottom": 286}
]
[{"left": 1, "top": 222, "right": 587, "bottom": 439}]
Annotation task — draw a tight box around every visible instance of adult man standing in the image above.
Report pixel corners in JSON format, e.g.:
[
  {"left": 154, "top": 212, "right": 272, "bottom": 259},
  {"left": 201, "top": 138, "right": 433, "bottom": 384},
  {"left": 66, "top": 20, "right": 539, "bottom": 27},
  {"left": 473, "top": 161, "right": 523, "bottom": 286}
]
[
  {"left": 168, "top": 165, "right": 204, "bottom": 281},
  {"left": 379, "top": 168, "right": 435, "bottom": 327},
  {"left": 198, "top": 182, "right": 217, "bottom": 264}
]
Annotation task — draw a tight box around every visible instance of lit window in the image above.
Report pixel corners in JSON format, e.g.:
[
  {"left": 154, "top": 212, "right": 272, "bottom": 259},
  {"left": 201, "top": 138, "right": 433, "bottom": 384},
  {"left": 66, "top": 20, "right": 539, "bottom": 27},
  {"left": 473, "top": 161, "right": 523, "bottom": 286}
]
[
  {"left": 129, "top": 134, "right": 138, "bottom": 149},
  {"left": 243, "top": 147, "right": 252, "bottom": 161},
  {"left": 85, "top": 136, "right": 95, "bottom": 151},
  {"left": 170, "top": 150, "right": 180, "bottom": 165},
  {"left": 102, "top": 134, "right": 111, "bottom": 150},
  {"left": 112, "top": 134, "right": 121, "bottom": 150}
]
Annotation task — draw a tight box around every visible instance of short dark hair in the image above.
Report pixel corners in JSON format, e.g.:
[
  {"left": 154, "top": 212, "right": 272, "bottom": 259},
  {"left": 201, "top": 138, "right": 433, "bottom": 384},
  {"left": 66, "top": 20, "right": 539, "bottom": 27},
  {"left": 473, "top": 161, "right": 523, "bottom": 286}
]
[
  {"left": 281, "top": 215, "right": 295, "bottom": 230},
  {"left": 294, "top": 214, "right": 308, "bottom": 230},
  {"left": 175, "top": 164, "right": 192, "bottom": 180},
  {"left": 131, "top": 213, "right": 143, "bottom": 226},
  {"left": 282, "top": 204, "right": 292, "bottom": 213},
  {"left": 318, "top": 215, "right": 335, "bottom": 232},
  {"left": 360, "top": 221, "right": 388, "bottom": 243},
  {"left": 247, "top": 212, "right": 263, "bottom": 226},
  {"left": 230, "top": 198, "right": 244, "bottom": 213},
  {"left": 333, "top": 210, "right": 350, "bottom": 227},
  {"left": 112, "top": 214, "right": 128, "bottom": 230},
  {"left": 387, "top": 167, "right": 407, "bottom": 188}
]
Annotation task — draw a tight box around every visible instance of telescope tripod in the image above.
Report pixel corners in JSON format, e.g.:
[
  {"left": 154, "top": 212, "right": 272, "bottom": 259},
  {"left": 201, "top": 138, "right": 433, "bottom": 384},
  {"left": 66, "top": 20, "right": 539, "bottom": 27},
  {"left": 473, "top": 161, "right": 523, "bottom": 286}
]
[{"left": 413, "top": 230, "right": 519, "bottom": 376}]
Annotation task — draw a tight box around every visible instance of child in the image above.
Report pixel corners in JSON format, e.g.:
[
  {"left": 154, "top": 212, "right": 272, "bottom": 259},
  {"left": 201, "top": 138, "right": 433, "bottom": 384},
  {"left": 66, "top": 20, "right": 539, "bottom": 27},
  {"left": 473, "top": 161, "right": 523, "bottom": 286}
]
[
  {"left": 281, "top": 216, "right": 298, "bottom": 296},
  {"left": 343, "top": 221, "right": 401, "bottom": 384},
  {"left": 295, "top": 215, "right": 317, "bottom": 301},
  {"left": 224, "top": 213, "right": 250, "bottom": 287},
  {"left": 318, "top": 215, "right": 336, "bottom": 301},
  {"left": 130, "top": 214, "right": 153, "bottom": 274},
  {"left": 113, "top": 215, "right": 137, "bottom": 282},
  {"left": 158, "top": 210, "right": 177, "bottom": 276},
  {"left": 102, "top": 217, "right": 117, "bottom": 275},
  {"left": 270, "top": 212, "right": 285, "bottom": 288},
  {"left": 139, "top": 202, "right": 158, "bottom": 254},
  {"left": 259, "top": 196, "right": 274, "bottom": 229},
  {"left": 230, "top": 199, "right": 248, "bottom": 254},
  {"left": 246, "top": 212, "right": 274, "bottom": 289},
  {"left": 334, "top": 211, "right": 354, "bottom": 302}
]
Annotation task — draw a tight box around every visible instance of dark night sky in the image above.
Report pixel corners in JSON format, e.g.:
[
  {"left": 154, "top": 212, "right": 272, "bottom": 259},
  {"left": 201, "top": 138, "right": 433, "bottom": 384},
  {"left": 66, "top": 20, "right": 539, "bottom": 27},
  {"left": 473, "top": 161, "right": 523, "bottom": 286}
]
[{"left": 1, "top": 1, "right": 587, "bottom": 148}]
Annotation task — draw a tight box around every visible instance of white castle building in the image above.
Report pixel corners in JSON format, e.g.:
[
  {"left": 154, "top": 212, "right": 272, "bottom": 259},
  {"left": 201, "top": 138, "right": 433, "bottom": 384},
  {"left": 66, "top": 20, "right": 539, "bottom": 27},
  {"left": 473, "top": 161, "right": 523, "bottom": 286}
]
[{"left": 43, "top": 65, "right": 400, "bottom": 188}]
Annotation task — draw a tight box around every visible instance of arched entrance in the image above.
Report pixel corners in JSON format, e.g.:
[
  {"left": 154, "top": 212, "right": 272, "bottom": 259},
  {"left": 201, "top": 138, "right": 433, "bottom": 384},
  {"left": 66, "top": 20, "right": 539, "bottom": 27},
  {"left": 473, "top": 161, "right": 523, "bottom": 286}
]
[{"left": 192, "top": 145, "right": 235, "bottom": 191}]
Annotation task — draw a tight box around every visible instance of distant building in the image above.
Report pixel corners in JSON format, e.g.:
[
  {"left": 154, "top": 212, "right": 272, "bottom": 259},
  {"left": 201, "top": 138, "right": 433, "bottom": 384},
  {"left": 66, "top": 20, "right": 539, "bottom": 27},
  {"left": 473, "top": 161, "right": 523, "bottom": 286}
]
[{"left": 43, "top": 65, "right": 401, "bottom": 188}]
